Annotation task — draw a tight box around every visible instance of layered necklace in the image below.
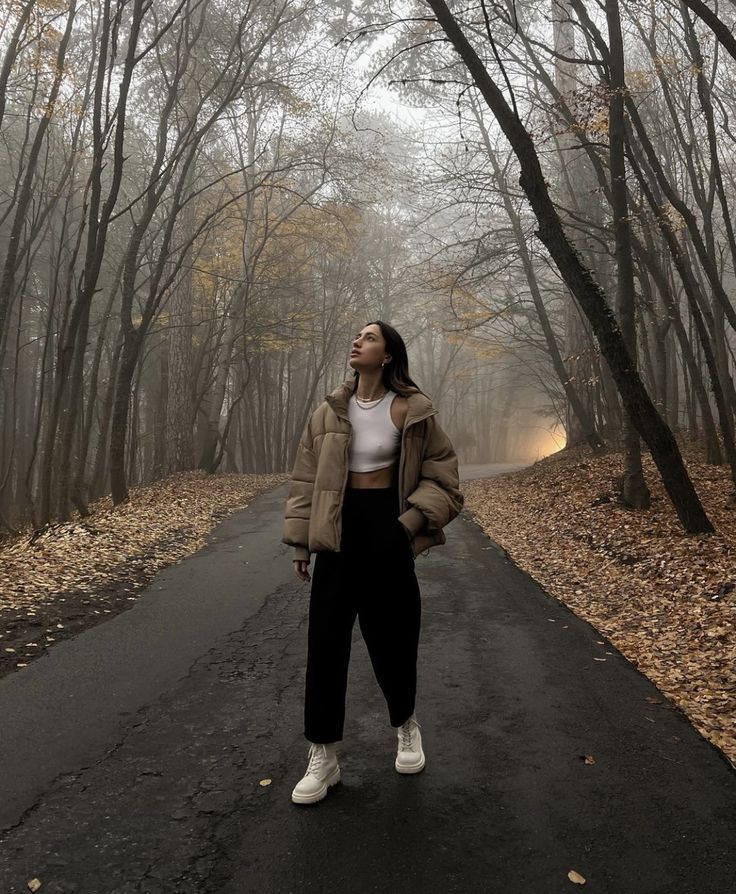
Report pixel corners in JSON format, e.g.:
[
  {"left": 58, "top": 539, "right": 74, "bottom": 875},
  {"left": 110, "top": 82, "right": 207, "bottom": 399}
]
[{"left": 354, "top": 388, "right": 389, "bottom": 409}]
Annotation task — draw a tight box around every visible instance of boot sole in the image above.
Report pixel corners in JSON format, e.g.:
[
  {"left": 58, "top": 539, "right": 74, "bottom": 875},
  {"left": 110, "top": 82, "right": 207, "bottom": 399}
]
[
  {"left": 395, "top": 755, "right": 426, "bottom": 774},
  {"left": 291, "top": 765, "right": 341, "bottom": 805}
]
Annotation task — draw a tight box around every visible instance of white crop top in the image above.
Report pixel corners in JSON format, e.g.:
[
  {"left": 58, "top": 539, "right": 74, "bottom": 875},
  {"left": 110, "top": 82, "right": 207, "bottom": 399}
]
[{"left": 347, "top": 390, "right": 402, "bottom": 472}]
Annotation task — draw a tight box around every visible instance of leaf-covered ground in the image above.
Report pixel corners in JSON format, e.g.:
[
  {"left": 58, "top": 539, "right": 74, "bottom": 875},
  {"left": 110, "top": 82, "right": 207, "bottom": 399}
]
[
  {"left": 462, "top": 440, "right": 736, "bottom": 769},
  {"left": 0, "top": 471, "right": 289, "bottom": 679}
]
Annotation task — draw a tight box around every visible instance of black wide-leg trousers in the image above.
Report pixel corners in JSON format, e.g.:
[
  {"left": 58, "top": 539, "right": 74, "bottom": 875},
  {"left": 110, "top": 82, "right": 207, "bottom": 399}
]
[{"left": 303, "top": 481, "right": 422, "bottom": 744}]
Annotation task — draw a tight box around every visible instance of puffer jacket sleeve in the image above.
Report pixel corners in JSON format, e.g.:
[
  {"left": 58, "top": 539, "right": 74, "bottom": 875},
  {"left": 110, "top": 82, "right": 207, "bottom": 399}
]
[
  {"left": 398, "top": 414, "right": 464, "bottom": 537},
  {"left": 282, "top": 414, "right": 317, "bottom": 563}
]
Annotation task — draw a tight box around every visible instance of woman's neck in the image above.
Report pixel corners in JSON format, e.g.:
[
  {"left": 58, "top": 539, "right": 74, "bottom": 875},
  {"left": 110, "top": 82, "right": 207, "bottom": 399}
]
[{"left": 355, "top": 373, "right": 386, "bottom": 401}]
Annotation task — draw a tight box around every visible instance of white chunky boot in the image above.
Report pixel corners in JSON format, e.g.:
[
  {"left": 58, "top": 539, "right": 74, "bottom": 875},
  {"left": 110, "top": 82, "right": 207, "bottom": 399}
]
[
  {"left": 291, "top": 742, "right": 341, "bottom": 805},
  {"left": 395, "top": 713, "right": 426, "bottom": 774}
]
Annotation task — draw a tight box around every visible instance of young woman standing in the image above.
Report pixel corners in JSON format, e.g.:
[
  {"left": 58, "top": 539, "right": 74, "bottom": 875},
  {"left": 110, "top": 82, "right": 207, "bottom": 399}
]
[{"left": 282, "top": 321, "right": 464, "bottom": 805}]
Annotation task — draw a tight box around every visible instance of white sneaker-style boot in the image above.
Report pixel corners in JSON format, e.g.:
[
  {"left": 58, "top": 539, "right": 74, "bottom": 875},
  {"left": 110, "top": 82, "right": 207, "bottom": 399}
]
[
  {"left": 395, "top": 713, "right": 426, "bottom": 774},
  {"left": 291, "top": 742, "right": 341, "bottom": 805}
]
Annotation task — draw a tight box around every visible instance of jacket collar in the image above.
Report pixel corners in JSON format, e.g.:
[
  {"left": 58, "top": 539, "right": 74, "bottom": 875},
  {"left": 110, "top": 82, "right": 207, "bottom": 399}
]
[{"left": 325, "top": 375, "right": 438, "bottom": 425}]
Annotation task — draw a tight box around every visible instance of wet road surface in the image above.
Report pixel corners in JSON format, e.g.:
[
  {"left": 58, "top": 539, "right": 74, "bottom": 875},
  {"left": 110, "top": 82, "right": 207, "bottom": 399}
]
[{"left": 1, "top": 478, "right": 735, "bottom": 892}]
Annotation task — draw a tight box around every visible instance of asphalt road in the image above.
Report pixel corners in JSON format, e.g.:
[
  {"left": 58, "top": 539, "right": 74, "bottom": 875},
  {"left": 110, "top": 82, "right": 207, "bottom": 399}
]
[{"left": 1, "top": 475, "right": 735, "bottom": 893}]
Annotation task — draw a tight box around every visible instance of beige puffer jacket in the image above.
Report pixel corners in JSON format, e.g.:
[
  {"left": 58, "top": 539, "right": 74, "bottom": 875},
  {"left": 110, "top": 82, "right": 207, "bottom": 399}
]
[{"left": 282, "top": 375, "right": 464, "bottom": 561}]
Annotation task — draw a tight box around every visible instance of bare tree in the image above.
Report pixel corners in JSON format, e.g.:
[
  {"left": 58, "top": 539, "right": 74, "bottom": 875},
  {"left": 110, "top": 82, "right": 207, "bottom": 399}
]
[{"left": 424, "top": 0, "right": 712, "bottom": 533}]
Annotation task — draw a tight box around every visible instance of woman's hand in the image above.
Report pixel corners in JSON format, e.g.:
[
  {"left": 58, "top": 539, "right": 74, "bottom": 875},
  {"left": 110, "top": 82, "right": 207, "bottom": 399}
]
[{"left": 293, "top": 558, "right": 311, "bottom": 582}]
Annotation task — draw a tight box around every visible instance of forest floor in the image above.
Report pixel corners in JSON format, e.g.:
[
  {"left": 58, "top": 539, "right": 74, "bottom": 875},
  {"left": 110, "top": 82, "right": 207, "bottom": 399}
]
[
  {"left": 1, "top": 440, "right": 734, "bottom": 769},
  {"left": 463, "top": 438, "right": 736, "bottom": 769}
]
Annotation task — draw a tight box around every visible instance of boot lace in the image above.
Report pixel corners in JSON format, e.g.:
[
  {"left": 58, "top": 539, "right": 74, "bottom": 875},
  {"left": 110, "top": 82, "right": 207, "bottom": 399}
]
[
  {"left": 307, "top": 743, "right": 327, "bottom": 774},
  {"left": 399, "top": 717, "right": 420, "bottom": 751}
]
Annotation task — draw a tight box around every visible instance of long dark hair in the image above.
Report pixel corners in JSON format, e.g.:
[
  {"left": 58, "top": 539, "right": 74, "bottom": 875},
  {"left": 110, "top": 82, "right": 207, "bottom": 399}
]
[{"left": 351, "top": 320, "right": 423, "bottom": 398}]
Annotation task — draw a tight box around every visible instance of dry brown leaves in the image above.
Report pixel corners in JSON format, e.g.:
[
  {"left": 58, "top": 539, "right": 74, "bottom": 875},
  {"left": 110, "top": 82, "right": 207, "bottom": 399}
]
[
  {"left": 463, "top": 440, "right": 736, "bottom": 769},
  {"left": 0, "top": 471, "right": 289, "bottom": 673}
]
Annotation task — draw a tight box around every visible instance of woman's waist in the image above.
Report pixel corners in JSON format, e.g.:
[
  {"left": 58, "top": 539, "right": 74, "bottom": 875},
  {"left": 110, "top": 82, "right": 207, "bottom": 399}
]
[
  {"left": 347, "top": 466, "right": 397, "bottom": 489},
  {"left": 344, "top": 479, "right": 399, "bottom": 503}
]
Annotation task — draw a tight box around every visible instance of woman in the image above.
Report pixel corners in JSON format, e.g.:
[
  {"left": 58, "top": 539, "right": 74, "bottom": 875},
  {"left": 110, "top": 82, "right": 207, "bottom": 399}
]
[{"left": 282, "top": 320, "right": 464, "bottom": 805}]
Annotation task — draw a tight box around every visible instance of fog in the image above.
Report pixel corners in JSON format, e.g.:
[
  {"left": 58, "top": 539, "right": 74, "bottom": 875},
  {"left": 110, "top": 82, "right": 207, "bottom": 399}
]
[{"left": 3, "top": 0, "right": 732, "bottom": 532}]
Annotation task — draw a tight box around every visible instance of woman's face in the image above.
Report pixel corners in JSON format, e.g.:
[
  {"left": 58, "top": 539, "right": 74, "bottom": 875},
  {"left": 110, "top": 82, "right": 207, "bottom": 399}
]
[{"left": 350, "top": 325, "right": 390, "bottom": 369}]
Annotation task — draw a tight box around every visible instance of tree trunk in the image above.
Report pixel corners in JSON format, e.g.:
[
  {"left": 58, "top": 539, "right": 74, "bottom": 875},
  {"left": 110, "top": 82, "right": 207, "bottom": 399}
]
[
  {"left": 605, "top": 0, "right": 650, "bottom": 508},
  {"left": 551, "top": 0, "right": 599, "bottom": 448}
]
